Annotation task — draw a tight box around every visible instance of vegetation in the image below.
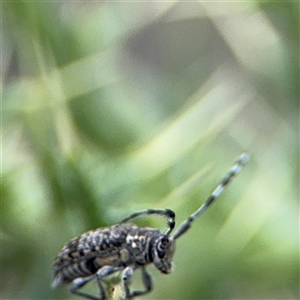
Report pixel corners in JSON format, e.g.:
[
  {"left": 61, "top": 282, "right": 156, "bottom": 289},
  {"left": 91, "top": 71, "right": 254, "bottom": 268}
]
[{"left": 2, "top": 2, "right": 298, "bottom": 299}]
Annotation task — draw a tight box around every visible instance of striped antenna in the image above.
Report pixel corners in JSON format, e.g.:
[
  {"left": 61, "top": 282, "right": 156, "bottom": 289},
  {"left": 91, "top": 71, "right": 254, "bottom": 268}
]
[{"left": 173, "top": 153, "right": 249, "bottom": 240}]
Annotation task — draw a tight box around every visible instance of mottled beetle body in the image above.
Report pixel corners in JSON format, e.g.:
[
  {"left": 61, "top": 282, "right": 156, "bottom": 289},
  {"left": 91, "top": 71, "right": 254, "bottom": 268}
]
[
  {"left": 53, "top": 224, "right": 174, "bottom": 287},
  {"left": 53, "top": 153, "right": 249, "bottom": 300}
]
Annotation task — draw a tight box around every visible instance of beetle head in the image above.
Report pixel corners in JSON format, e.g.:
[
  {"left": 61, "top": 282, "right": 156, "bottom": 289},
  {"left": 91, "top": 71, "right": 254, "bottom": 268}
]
[{"left": 152, "top": 235, "right": 175, "bottom": 274}]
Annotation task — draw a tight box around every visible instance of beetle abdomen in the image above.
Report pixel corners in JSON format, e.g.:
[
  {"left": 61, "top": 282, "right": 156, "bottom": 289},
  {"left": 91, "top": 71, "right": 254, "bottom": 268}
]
[{"left": 52, "top": 224, "right": 131, "bottom": 286}]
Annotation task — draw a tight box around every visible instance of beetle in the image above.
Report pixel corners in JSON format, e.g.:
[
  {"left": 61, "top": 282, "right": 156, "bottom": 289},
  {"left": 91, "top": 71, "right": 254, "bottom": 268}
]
[{"left": 52, "top": 153, "right": 249, "bottom": 300}]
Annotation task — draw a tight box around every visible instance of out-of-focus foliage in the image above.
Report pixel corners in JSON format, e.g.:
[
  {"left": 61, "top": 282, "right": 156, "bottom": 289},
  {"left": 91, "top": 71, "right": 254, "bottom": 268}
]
[{"left": 2, "top": 2, "right": 298, "bottom": 300}]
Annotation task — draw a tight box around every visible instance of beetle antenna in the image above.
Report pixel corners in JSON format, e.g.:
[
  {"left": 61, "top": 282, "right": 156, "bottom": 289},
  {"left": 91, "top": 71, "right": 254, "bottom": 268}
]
[
  {"left": 120, "top": 209, "right": 176, "bottom": 236},
  {"left": 173, "top": 153, "right": 249, "bottom": 240}
]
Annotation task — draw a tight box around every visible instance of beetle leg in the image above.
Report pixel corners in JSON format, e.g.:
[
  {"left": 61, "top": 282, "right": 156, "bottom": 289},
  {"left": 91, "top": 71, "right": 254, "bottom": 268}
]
[
  {"left": 122, "top": 266, "right": 152, "bottom": 299},
  {"left": 70, "top": 266, "right": 123, "bottom": 300},
  {"left": 96, "top": 266, "right": 123, "bottom": 299},
  {"left": 70, "top": 274, "right": 99, "bottom": 300},
  {"left": 122, "top": 266, "right": 134, "bottom": 298}
]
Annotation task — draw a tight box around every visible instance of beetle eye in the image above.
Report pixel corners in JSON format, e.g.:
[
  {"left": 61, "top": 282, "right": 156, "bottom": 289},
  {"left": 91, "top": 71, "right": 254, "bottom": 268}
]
[
  {"left": 156, "top": 236, "right": 169, "bottom": 258},
  {"left": 161, "top": 236, "right": 168, "bottom": 246}
]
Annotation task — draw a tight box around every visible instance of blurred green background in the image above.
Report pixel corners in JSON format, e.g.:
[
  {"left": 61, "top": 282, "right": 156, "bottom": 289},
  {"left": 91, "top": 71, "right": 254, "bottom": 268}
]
[{"left": 2, "top": 2, "right": 298, "bottom": 300}]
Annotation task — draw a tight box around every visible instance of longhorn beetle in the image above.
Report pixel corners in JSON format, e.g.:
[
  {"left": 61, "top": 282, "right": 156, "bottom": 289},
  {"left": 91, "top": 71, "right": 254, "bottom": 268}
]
[{"left": 52, "top": 153, "right": 249, "bottom": 300}]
